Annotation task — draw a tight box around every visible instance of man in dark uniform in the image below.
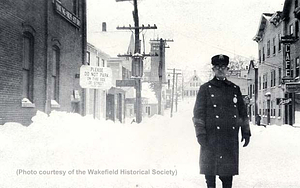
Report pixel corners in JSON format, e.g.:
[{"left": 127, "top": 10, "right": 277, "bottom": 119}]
[{"left": 193, "top": 54, "right": 251, "bottom": 188}]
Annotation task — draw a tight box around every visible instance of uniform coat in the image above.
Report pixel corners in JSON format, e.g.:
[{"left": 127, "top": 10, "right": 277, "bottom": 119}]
[{"left": 193, "top": 77, "right": 251, "bottom": 176}]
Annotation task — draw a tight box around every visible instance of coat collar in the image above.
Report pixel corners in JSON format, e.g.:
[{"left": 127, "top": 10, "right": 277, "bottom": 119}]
[{"left": 209, "top": 76, "right": 233, "bottom": 87}]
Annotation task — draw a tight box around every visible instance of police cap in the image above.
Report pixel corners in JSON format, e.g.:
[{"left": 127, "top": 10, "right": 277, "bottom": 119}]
[{"left": 211, "top": 54, "right": 229, "bottom": 66}]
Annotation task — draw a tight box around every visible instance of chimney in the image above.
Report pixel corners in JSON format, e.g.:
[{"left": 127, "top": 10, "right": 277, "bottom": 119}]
[{"left": 102, "top": 22, "right": 107, "bottom": 32}]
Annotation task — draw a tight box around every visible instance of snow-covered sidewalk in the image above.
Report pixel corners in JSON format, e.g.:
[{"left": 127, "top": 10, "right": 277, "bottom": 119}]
[{"left": 1, "top": 99, "right": 300, "bottom": 188}]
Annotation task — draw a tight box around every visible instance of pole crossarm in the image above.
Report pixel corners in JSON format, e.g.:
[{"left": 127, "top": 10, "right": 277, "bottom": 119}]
[
  {"left": 117, "top": 25, "right": 157, "bottom": 30},
  {"left": 117, "top": 52, "right": 158, "bottom": 58},
  {"left": 115, "top": 0, "right": 133, "bottom": 2},
  {"left": 150, "top": 39, "right": 174, "bottom": 42}
]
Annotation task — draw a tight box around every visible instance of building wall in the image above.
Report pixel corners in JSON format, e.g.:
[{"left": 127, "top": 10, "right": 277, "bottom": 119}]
[
  {"left": 256, "top": 14, "right": 284, "bottom": 125},
  {"left": 0, "top": 0, "right": 86, "bottom": 125},
  {"left": 183, "top": 71, "right": 202, "bottom": 98},
  {"left": 247, "top": 64, "right": 257, "bottom": 123},
  {"left": 283, "top": 0, "right": 300, "bottom": 125},
  {"left": 85, "top": 43, "right": 110, "bottom": 119}
]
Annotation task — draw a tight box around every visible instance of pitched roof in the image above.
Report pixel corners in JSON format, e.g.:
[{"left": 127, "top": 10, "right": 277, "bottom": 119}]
[{"left": 253, "top": 13, "right": 274, "bottom": 42}]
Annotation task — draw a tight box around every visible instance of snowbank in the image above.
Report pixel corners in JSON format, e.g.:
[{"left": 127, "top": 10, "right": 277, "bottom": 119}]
[{"left": 1, "top": 99, "right": 300, "bottom": 187}]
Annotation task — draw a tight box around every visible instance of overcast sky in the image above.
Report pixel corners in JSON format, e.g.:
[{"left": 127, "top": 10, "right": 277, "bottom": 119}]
[{"left": 87, "top": 0, "right": 285, "bottom": 79}]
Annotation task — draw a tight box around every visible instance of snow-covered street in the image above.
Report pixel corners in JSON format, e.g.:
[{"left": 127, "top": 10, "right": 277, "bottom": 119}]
[{"left": 1, "top": 99, "right": 300, "bottom": 188}]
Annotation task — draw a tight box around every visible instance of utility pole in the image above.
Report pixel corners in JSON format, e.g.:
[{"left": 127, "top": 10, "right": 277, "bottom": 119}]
[
  {"left": 170, "top": 68, "right": 175, "bottom": 118},
  {"left": 175, "top": 73, "right": 178, "bottom": 112},
  {"left": 116, "top": 0, "right": 157, "bottom": 123},
  {"left": 168, "top": 68, "right": 181, "bottom": 117},
  {"left": 150, "top": 38, "right": 173, "bottom": 115}
]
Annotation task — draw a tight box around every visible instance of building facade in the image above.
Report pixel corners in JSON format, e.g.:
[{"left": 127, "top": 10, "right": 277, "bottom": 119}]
[
  {"left": 183, "top": 70, "right": 202, "bottom": 98},
  {"left": 254, "top": 12, "right": 285, "bottom": 126},
  {"left": 85, "top": 43, "right": 110, "bottom": 119},
  {"left": 253, "top": 0, "right": 300, "bottom": 126},
  {"left": 247, "top": 61, "right": 259, "bottom": 124},
  {"left": 281, "top": 0, "right": 300, "bottom": 125},
  {"left": 0, "top": 0, "right": 87, "bottom": 125}
]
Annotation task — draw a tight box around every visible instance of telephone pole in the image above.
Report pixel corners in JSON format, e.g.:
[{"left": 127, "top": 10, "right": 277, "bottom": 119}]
[
  {"left": 168, "top": 68, "right": 181, "bottom": 117},
  {"left": 149, "top": 38, "right": 173, "bottom": 115},
  {"left": 116, "top": 0, "right": 157, "bottom": 123}
]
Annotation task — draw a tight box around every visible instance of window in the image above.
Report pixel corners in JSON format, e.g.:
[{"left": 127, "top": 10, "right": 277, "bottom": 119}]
[
  {"left": 102, "top": 59, "right": 105, "bottom": 67},
  {"left": 86, "top": 52, "right": 90, "bottom": 65},
  {"left": 290, "top": 24, "right": 294, "bottom": 36},
  {"left": 271, "top": 101, "right": 273, "bottom": 116},
  {"left": 259, "top": 76, "right": 261, "bottom": 90},
  {"left": 296, "top": 21, "right": 299, "bottom": 38},
  {"left": 271, "top": 70, "right": 276, "bottom": 87},
  {"left": 259, "top": 49, "right": 261, "bottom": 63},
  {"left": 278, "top": 68, "right": 282, "bottom": 85},
  {"left": 271, "top": 71, "right": 273, "bottom": 87},
  {"left": 265, "top": 73, "right": 268, "bottom": 88},
  {"left": 96, "top": 57, "right": 100, "bottom": 67},
  {"left": 22, "top": 33, "right": 34, "bottom": 102},
  {"left": 273, "top": 37, "right": 276, "bottom": 55},
  {"left": 51, "top": 47, "right": 60, "bottom": 101},
  {"left": 263, "top": 47, "right": 265, "bottom": 61},
  {"left": 278, "top": 34, "right": 282, "bottom": 51},
  {"left": 259, "top": 108, "right": 261, "bottom": 115},
  {"left": 263, "top": 73, "right": 268, "bottom": 89},
  {"left": 267, "top": 40, "right": 270, "bottom": 56},
  {"left": 296, "top": 57, "right": 300, "bottom": 77},
  {"left": 278, "top": 107, "right": 281, "bottom": 118}
]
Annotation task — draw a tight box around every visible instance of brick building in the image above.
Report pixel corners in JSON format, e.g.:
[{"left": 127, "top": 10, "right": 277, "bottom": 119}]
[{"left": 0, "top": 0, "right": 87, "bottom": 125}]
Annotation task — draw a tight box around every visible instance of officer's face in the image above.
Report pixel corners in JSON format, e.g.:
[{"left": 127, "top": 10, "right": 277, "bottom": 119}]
[{"left": 212, "top": 65, "right": 229, "bottom": 79}]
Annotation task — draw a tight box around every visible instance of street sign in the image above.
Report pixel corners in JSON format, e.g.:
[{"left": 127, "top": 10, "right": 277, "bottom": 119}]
[
  {"left": 116, "top": 80, "right": 136, "bottom": 87},
  {"left": 281, "top": 35, "right": 297, "bottom": 44},
  {"left": 79, "top": 65, "right": 112, "bottom": 89},
  {"left": 286, "top": 82, "right": 300, "bottom": 93},
  {"left": 276, "top": 98, "right": 292, "bottom": 105}
]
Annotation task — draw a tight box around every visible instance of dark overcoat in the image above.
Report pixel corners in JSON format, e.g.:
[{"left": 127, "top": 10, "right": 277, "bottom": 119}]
[{"left": 193, "top": 77, "right": 251, "bottom": 176}]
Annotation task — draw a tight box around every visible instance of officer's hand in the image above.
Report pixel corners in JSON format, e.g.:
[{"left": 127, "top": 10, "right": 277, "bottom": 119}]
[
  {"left": 197, "top": 135, "right": 207, "bottom": 147},
  {"left": 241, "top": 136, "right": 250, "bottom": 147}
]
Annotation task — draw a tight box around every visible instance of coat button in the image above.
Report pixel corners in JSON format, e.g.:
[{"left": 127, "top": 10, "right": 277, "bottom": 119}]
[
  {"left": 217, "top": 126, "right": 220, "bottom": 129},
  {"left": 234, "top": 94, "right": 237, "bottom": 97},
  {"left": 233, "top": 115, "right": 237, "bottom": 118},
  {"left": 234, "top": 86, "right": 237, "bottom": 88},
  {"left": 209, "top": 85, "right": 211, "bottom": 88},
  {"left": 211, "top": 94, "right": 214, "bottom": 97},
  {"left": 216, "top": 115, "right": 219, "bottom": 118},
  {"left": 232, "top": 127, "right": 235, "bottom": 129},
  {"left": 220, "top": 156, "right": 223, "bottom": 159},
  {"left": 234, "top": 105, "right": 237, "bottom": 108},
  {"left": 213, "top": 104, "right": 217, "bottom": 108}
]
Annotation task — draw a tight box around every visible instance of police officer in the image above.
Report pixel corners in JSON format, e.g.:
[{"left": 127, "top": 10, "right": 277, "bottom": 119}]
[{"left": 193, "top": 54, "right": 251, "bottom": 188}]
